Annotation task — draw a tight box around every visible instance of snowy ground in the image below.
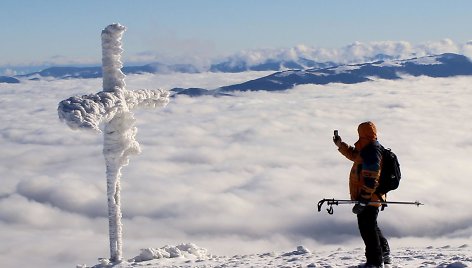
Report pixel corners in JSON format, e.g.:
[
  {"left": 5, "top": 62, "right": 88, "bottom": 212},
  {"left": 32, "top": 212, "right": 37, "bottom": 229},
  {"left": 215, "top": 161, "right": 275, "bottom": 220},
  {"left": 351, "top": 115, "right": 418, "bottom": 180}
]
[{"left": 82, "top": 243, "right": 472, "bottom": 268}]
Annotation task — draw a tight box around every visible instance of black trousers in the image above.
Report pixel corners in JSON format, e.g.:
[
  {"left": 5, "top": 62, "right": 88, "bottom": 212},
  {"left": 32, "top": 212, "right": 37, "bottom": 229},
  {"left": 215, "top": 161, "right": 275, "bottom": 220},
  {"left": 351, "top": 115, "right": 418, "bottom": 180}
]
[{"left": 357, "top": 206, "right": 390, "bottom": 266}]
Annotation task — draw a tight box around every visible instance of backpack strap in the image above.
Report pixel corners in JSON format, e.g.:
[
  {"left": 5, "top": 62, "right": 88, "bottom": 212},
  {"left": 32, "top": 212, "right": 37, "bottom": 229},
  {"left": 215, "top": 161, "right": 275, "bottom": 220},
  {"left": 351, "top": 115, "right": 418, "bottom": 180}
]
[{"left": 376, "top": 143, "right": 387, "bottom": 211}]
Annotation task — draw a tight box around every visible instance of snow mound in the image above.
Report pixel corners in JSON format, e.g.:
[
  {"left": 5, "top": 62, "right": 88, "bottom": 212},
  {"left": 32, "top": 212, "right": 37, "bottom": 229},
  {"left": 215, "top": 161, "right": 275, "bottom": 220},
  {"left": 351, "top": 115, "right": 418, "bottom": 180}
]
[
  {"left": 282, "top": 245, "right": 311, "bottom": 256},
  {"left": 81, "top": 244, "right": 472, "bottom": 268},
  {"left": 130, "top": 243, "right": 210, "bottom": 262}
]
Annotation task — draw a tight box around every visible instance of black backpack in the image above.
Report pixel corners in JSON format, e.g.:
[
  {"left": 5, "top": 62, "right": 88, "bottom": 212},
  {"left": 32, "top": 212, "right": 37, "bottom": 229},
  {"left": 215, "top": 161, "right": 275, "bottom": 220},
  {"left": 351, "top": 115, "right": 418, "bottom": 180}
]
[{"left": 376, "top": 146, "right": 401, "bottom": 196}]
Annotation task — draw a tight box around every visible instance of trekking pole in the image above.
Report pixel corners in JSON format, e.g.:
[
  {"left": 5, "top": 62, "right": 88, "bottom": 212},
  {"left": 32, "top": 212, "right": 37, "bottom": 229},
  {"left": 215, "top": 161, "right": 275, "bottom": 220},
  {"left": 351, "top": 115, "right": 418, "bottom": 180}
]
[{"left": 317, "top": 198, "right": 423, "bottom": 215}]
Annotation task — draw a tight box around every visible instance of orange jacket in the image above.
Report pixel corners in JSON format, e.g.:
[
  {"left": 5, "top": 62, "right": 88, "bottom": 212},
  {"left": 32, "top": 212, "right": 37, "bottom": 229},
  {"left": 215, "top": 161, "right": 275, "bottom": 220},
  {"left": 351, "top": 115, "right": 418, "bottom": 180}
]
[{"left": 337, "top": 122, "right": 384, "bottom": 206}]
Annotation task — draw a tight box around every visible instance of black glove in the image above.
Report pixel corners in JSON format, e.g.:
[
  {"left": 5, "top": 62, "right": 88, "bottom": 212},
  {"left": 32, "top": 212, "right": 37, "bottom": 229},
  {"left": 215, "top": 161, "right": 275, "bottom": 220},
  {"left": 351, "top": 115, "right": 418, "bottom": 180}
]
[
  {"left": 333, "top": 135, "right": 342, "bottom": 148},
  {"left": 352, "top": 203, "right": 366, "bottom": 214},
  {"left": 352, "top": 198, "right": 369, "bottom": 214}
]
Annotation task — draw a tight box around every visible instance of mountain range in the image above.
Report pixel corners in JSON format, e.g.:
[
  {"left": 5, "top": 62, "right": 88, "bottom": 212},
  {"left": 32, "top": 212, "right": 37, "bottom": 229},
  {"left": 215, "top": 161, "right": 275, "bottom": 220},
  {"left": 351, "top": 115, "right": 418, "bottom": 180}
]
[
  {"left": 172, "top": 53, "right": 472, "bottom": 96},
  {"left": 2, "top": 54, "right": 472, "bottom": 97},
  {"left": 12, "top": 63, "right": 200, "bottom": 80},
  {"left": 0, "top": 53, "right": 398, "bottom": 82}
]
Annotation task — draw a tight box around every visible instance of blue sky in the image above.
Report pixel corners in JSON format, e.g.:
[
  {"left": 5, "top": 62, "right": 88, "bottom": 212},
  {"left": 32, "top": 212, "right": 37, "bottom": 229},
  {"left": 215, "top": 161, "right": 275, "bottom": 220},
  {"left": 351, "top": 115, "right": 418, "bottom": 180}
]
[{"left": 1, "top": 0, "right": 472, "bottom": 70}]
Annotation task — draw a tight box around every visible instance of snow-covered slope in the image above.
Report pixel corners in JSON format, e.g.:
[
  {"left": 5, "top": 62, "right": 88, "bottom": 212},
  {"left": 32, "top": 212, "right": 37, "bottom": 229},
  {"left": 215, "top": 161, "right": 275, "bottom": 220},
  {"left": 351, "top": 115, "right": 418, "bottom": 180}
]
[
  {"left": 209, "top": 57, "right": 336, "bottom": 73},
  {"left": 83, "top": 243, "right": 472, "bottom": 268}
]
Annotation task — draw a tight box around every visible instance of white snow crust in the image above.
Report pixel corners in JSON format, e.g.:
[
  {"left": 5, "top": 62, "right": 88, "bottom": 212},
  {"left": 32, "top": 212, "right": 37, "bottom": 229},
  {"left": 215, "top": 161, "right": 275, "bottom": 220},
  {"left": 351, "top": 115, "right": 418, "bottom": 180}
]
[
  {"left": 81, "top": 243, "right": 472, "bottom": 268},
  {"left": 407, "top": 55, "right": 442, "bottom": 65}
]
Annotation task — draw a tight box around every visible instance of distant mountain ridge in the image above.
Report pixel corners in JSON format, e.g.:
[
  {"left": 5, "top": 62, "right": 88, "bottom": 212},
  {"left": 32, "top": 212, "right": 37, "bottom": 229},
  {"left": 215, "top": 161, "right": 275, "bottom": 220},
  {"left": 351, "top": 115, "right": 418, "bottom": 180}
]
[
  {"left": 13, "top": 63, "right": 199, "bottom": 80},
  {"left": 1, "top": 53, "right": 471, "bottom": 87},
  {"left": 1, "top": 52, "right": 402, "bottom": 83},
  {"left": 0, "top": 76, "right": 20, "bottom": 83},
  {"left": 209, "top": 57, "right": 336, "bottom": 72},
  {"left": 171, "top": 53, "right": 472, "bottom": 96}
]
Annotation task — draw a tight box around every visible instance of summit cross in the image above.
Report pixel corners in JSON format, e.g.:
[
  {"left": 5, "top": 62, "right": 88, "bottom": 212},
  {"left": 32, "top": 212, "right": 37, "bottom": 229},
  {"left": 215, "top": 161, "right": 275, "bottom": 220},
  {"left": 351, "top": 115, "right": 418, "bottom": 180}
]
[{"left": 58, "top": 23, "right": 169, "bottom": 263}]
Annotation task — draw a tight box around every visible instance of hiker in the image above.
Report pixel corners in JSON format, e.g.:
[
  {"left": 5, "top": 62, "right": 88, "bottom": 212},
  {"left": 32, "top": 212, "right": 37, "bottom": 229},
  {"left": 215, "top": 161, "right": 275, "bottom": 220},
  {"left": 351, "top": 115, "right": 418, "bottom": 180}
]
[{"left": 333, "top": 121, "right": 391, "bottom": 268}]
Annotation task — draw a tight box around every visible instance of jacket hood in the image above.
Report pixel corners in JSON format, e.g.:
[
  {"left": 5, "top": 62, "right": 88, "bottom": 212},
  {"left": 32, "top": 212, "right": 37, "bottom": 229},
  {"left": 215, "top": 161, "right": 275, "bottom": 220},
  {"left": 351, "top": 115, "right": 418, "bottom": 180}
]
[
  {"left": 355, "top": 121, "right": 377, "bottom": 150},
  {"left": 358, "top": 121, "right": 377, "bottom": 140}
]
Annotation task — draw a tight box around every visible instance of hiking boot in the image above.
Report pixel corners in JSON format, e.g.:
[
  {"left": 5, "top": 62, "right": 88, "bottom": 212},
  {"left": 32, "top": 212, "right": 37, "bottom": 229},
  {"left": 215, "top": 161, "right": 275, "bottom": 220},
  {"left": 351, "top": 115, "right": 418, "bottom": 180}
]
[
  {"left": 357, "top": 263, "right": 383, "bottom": 268},
  {"left": 383, "top": 254, "right": 392, "bottom": 264}
]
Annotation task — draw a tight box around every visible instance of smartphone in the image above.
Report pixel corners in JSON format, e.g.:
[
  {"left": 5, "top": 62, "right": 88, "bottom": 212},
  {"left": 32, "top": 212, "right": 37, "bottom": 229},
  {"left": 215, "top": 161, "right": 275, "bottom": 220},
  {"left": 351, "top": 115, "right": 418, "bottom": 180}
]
[{"left": 334, "top": 130, "right": 339, "bottom": 138}]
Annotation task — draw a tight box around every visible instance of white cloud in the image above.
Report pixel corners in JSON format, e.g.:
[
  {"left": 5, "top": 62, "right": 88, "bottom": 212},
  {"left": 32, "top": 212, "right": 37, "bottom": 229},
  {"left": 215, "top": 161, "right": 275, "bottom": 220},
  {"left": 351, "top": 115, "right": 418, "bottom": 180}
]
[
  {"left": 0, "top": 194, "right": 94, "bottom": 228},
  {"left": 4, "top": 39, "right": 471, "bottom": 71},
  {"left": 415, "top": 39, "right": 460, "bottom": 56},
  {"left": 0, "top": 73, "right": 472, "bottom": 268},
  {"left": 16, "top": 176, "right": 107, "bottom": 217},
  {"left": 211, "top": 39, "right": 472, "bottom": 70},
  {"left": 1, "top": 68, "right": 17, "bottom": 76},
  {"left": 461, "top": 41, "right": 472, "bottom": 59}
]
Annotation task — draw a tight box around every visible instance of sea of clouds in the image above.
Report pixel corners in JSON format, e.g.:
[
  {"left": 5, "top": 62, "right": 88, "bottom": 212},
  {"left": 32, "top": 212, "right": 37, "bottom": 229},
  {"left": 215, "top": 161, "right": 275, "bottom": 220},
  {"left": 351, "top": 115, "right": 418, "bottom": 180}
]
[{"left": 0, "top": 71, "right": 471, "bottom": 268}]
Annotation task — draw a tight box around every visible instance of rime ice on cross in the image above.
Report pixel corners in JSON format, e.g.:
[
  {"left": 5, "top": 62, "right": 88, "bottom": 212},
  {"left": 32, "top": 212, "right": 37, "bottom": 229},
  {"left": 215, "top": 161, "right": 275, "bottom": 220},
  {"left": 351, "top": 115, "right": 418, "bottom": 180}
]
[{"left": 58, "top": 24, "right": 169, "bottom": 263}]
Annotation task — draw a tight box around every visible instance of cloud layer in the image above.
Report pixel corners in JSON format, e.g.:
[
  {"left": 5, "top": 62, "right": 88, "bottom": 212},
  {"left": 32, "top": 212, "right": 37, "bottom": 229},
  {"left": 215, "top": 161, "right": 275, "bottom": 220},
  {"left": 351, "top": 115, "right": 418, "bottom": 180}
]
[
  {"left": 0, "top": 72, "right": 471, "bottom": 267},
  {"left": 121, "top": 39, "right": 472, "bottom": 67},
  {"left": 3, "top": 39, "right": 472, "bottom": 74}
]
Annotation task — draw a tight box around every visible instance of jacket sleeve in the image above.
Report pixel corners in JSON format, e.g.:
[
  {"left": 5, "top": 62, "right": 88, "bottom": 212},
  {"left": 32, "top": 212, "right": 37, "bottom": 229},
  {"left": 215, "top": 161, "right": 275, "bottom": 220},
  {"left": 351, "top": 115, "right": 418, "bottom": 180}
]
[
  {"left": 358, "top": 144, "right": 382, "bottom": 201},
  {"left": 337, "top": 141, "right": 358, "bottom": 161}
]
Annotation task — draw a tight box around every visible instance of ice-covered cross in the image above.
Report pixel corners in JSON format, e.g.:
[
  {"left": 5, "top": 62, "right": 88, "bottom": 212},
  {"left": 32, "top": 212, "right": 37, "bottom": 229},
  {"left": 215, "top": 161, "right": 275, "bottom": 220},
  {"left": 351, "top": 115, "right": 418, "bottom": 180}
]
[{"left": 58, "top": 24, "right": 169, "bottom": 263}]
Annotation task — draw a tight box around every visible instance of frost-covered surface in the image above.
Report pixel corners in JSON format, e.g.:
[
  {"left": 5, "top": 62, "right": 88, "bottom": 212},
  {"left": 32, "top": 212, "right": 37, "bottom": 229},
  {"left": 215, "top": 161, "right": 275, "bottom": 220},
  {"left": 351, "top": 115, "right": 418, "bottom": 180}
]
[
  {"left": 101, "top": 23, "right": 126, "bottom": 92},
  {"left": 372, "top": 55, "right": 441, "bottom": 68},
  {"left": 57, "top": 23, "right": 169, "bottom": 263},
  {"left": 57, "top": 24, "right": 169, "bottom": 132},
  {"left": 82, "top": 244, "right": 472, "bottom": 268},
  {"left": 131, "top": 243, "right": 210, "bottom": 262},
  {"left": 57, "top": 88, "right": 169, "bottom": 132}
]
